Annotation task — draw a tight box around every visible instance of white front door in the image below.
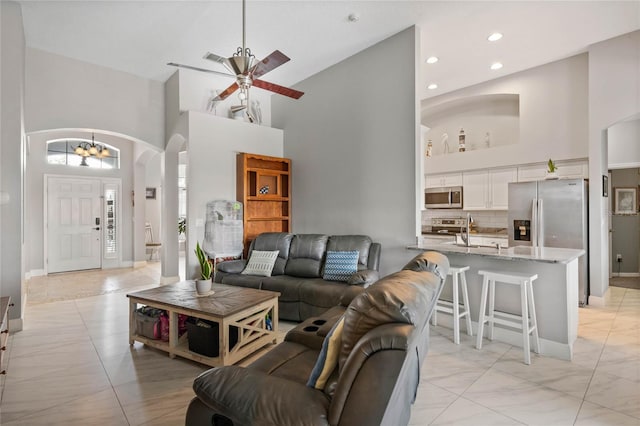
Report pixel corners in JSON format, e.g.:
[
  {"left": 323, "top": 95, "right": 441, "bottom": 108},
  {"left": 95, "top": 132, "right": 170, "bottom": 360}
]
[{"left": 47, "top": 177, "right": 102, "bottom": 273}]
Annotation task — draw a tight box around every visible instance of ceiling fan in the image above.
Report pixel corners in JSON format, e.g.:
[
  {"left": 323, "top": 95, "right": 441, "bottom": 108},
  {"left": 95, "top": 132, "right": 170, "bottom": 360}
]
[{"left": 168, "top": 0, "right": 304, "bottom": 121}]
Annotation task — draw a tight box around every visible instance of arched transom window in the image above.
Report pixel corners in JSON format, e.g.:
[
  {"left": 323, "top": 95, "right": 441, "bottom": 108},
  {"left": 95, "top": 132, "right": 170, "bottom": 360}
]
[{"left": 47, "top": 138, "right": 120, "bottom": 169}]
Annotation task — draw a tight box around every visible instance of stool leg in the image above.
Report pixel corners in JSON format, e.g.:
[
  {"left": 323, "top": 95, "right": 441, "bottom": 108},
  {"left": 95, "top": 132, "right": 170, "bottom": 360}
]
[
  {"left": 460, "top": 272, "right": 472, "bottom": 337},
  {"left": 528, "top": 280, "right": 540, "bottom": 354},
  {"left": 476, "top": 276, "right": 489, "bottom": 350},
  {"left": 488, "top": 279, "right": 495, "bottom": 341},
  {"left": 521, "top": 280, "right": 531, "bottom": 365},
  {"left": 452, "top": 272, "right": 460, "bottom": 344}
]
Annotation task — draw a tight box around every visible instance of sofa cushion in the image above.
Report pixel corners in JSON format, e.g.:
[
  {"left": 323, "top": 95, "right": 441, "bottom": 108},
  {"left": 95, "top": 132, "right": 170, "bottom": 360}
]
[
  {"left": 249, "top": 341, "right": 320, "bottom": 386},
  {"left": 241, "top": 250, "right": 279, "bottom": 277},
  {"left": 285, "top": 234, "right": 328, "bottom": 278},
  {"left": 251, "top": 232, "right": 293, "bottom": 276},
  {"left": 307, "top": 316, "right": 345, "bottom": 390},
  {"left": 261, "top": 275, "right": 306, "bottom": 302},
  {"left": 327, "top": 235, "right": 372, "bottom": 270},
  {"left": 322, "top": 250, "right": 359, "bottom": 282},
  {"left": 298, "top": 279, "right": 352, "bottom": 310},
  {"left": 218, "top": 274, "right": 263, "bottom": 289}
]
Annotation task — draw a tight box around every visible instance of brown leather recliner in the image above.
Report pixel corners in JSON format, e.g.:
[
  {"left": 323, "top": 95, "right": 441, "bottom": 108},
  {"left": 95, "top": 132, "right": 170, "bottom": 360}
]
[{"left": 185, "top": 251, "right": 449, "bottom": 426}]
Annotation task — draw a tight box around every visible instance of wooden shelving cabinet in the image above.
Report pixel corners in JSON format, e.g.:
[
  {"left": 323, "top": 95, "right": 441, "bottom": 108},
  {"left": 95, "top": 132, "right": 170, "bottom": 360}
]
[{"left": 237, "top": 153, "right": 291, "bottom": 256}]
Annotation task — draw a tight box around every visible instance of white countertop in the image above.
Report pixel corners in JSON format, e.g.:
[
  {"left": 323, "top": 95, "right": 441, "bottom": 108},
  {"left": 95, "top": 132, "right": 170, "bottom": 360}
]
[{"left": 408, "top": 242, "right": 585, "bottom": 264}]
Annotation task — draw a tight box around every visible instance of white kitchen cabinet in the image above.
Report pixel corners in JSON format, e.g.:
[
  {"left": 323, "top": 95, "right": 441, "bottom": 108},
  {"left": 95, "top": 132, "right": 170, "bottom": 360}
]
[
  {"left": 517, "top": 160, "right": 588, "bottom": 182},
  {"left": 462, "top": 167, "right": 517, "bottom": 210},
  {"left": 425, "top": 172, "right": 463, "bottom": 188}
]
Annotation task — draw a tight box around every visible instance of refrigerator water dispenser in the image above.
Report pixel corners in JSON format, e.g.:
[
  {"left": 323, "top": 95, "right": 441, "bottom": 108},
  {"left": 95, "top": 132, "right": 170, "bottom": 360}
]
[{"left": 513, "top": 220, "right": 531, "bottom": 242}]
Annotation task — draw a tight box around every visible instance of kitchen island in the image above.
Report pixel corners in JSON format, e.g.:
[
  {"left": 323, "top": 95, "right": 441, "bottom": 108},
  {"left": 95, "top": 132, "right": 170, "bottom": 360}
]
[{"left": 408, "top": 242, "right": 584, "bottom": 360}]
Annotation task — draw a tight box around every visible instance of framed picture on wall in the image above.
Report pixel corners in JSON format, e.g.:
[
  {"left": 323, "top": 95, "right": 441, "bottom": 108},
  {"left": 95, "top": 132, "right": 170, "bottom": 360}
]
[
  {"left": 145, "top": 187, "right": 156, "bottom": 199},
  {"left": 614, "top": 187, "right": 637, "bottom": 214}
]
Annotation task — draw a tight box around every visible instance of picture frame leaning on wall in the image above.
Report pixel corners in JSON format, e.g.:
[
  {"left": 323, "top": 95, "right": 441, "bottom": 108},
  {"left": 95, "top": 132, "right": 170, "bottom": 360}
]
[{"left": 613, "top": 187, "right": 637, "bottom": 214}]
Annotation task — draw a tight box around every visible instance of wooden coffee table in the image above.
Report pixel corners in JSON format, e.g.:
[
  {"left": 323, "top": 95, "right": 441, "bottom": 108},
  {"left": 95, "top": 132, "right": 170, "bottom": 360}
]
[{"left": 127, "top": 282, "right": 279, "bottom": 367}]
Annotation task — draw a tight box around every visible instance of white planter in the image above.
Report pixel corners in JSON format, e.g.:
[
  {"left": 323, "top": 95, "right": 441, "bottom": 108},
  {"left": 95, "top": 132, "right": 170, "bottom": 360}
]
[
  {"left": 545, "top": 171, "right": 559, "bottom": 180},
  {"left": 195, "top": 279, "right": 212, "bottom": 295}
]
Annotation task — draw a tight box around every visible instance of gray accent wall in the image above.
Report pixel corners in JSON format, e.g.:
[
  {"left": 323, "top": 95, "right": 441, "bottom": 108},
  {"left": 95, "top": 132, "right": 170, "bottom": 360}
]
[
  {"left": 272, "top": 27, "right": 420, "bottom": 277},
  {"left": 610, "top": 168, "right": 640, "bottom": 274},
  {"left": 1, "top": 1, "right": 26, "bottom": 326}
]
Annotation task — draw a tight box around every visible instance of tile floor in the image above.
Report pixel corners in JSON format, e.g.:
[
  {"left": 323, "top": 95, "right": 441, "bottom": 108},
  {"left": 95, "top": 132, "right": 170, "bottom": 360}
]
[{"left": 1, "top": 263, "right": 638, "bottom": 425}]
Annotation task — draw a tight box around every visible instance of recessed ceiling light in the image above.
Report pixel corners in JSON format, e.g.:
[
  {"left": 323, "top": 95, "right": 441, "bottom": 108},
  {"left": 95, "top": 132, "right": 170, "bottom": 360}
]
[
  {"left": 427, "top": 83, "right": 438, "bottom": 90},
  {"left": 426, "top": 56, "right": 439, "bottom": 64},
  {"left": 490, "top": 62, "right": 503, "bottom": 70},
  {"left": 488, "top": 32, "right": 503, "bottom": 42}
]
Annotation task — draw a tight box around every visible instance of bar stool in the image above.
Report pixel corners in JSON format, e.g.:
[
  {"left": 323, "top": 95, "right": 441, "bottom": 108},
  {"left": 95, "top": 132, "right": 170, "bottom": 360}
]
[
  {"left": 431, "top": 265, "right": 473, "bottom": 344},
  {"left": 476, "top": 270, "right": 540, "bottom": 365}
]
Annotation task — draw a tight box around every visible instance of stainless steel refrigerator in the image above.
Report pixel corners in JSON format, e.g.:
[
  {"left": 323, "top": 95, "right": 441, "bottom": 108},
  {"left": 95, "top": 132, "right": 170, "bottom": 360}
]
[{"left": 508, "top": 179, "right": 589, "bottom": 306}]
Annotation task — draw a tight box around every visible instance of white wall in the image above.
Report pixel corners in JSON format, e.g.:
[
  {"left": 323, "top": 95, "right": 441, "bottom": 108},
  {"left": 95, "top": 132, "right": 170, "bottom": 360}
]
[
  {"left": 26, "top": 131, "right": 135, "bottom": 271},
  {"left": 185, "top": 112, "right": 283, "bottom": 278},
  {"left": 0, "top": 1, "right": 26, "bottom": 327},
  {"left": 608, "top": 119, "right": 640, "bottom": 168},
  {"left": 272, "top": 27, "right": 420, "bottom": 276},
  {"left": 588, "top": 30, "right": 640, "bottom": 300},
  {"left": 422, "top": 54, "right": 589, "bottom": 174},
  {"left": 25, "top": 48, "right": 165, "bottom": 149}
]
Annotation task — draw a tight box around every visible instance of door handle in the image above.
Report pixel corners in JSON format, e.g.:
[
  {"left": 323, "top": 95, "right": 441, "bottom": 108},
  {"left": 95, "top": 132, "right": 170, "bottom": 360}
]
[{"left": 93, "top": 227, "right": 100, "bottom": 231}]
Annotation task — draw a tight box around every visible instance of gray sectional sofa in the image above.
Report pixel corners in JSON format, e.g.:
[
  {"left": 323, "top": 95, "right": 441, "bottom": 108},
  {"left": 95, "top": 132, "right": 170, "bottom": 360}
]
[{"left": 214, "top": 232, "right": 381, "bottom": 321}]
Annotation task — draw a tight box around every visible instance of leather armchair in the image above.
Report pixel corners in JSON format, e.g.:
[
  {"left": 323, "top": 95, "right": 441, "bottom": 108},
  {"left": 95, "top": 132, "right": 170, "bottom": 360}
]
[{"left": 186, "top": 250, "right": 449, "bottom": 426}]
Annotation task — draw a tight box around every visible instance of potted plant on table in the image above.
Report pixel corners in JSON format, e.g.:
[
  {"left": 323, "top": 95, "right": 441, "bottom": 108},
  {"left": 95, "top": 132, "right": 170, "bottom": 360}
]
[{"left": 194, "top": 241, "right": 213, "bottom": 295}]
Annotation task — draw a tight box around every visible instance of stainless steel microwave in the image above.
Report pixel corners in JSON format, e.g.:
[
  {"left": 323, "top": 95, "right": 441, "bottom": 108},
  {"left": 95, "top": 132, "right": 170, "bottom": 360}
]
[{"left": 425, "top": 186, "right": 463, "bottom": 209}]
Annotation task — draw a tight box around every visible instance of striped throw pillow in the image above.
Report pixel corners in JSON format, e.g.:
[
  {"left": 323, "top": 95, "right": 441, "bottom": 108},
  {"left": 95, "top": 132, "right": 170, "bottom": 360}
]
[
  {"left": 323, "top": 250, "right": 359, "bottom": 282},
  {"left": 307, "top": 316, "right": 345, "bottom": 390},
  {"left": 241, "top": 250, "right": 279, "bottom": 277}
]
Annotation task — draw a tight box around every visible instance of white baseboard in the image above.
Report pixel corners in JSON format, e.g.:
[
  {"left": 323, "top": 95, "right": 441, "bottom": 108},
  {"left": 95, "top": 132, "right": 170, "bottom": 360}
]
[
  {"left": 611, "top": 272, "right": 640, "bottom": 278},
  {"left": 588, "top": 294, "right": 606, "bottom": 307},
  {"left": 432, "top": 314, "right": 572, "bottom": 361},
  {"left": 9, "top": 318, "right": 23, "bottom": 332},
  {"left": 25, "top": 269, "right": 45, "bottom": 279},
  {"left": 161, "top": 275, "right": 181, "bottom": 285}
]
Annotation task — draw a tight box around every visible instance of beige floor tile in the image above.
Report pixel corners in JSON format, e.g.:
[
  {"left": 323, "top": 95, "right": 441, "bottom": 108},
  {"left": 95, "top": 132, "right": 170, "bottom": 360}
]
[
  {"left": 463, "top": 369, "right": 583, "bottom": 425},
  {"left": 1, "top": 388, "right": 128, "bottom": 426},
  {"left": 408, "top": 382, "right": 459, "bottom": 425},
  {"left": 585, "top": 370, "right": 640, "bottom": 419},
  {"left": 429, "top": 397, "right": 524, "bottom": 425},
  {"left": 575, "top": 401, "right": 640, "bottom": 425}
]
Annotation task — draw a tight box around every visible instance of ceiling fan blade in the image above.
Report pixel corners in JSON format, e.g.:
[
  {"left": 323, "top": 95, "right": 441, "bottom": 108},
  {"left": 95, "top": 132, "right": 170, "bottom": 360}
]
[
  {"left": 252, "top": 79, "right": 304, "bottom": 99},
  {"left": 214, "top": 82, "right": 240, "bottom": 101},
  {"left": 203, "top": 52, "right": 227, "bottom": 64},
  {"left": 167, "top": 62, "right": 234, "bottom": 78},
  {"left": 251, "top": 50, "right": 290, "bottom": 78}
]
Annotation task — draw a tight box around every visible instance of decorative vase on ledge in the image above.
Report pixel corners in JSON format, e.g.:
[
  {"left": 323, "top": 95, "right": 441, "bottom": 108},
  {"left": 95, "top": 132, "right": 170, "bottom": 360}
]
[{"left": 545, "top": 172, "right": 559, "bottom": 180}]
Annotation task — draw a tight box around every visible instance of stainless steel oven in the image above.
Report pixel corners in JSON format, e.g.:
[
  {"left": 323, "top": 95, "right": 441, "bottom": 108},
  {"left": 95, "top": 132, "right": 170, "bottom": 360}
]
[{"left": 425, "top": 186, "right": 463, "bottom": 209}]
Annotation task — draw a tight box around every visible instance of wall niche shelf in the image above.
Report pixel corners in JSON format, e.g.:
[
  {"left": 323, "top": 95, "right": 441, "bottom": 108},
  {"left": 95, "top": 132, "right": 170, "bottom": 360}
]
[
  {"left": 237, "top": 153, "right": 291, "bottom": 256},
  {"left": 421, "top": 93, "right": 520, "bottom": 157}
]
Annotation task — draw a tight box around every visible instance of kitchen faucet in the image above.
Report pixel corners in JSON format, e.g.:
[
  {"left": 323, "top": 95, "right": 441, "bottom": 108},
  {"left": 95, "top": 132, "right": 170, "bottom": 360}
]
[{"left": 460, "top": 213, "right": 474, "bottom": 247}]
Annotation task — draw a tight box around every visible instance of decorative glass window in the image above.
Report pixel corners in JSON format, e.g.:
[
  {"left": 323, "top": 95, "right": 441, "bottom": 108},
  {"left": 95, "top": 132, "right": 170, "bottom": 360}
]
[
  {"left": 47, "top": 139, "right": 120, "bottom": 169},
  {"left": 104, "top": 185, "right": 118, "bottom": 258}
]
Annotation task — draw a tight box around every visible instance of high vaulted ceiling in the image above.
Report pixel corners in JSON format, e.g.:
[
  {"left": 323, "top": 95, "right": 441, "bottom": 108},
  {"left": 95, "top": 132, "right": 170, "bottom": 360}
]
[{"left": 18, "top": 1, "right": 640, "bottom": 100}]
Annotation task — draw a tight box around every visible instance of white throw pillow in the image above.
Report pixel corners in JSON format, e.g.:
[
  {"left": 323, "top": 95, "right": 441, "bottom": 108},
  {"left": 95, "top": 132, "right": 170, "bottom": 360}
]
[{"left": 241, "top": 250, "right": 279, "bottom": 277}]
